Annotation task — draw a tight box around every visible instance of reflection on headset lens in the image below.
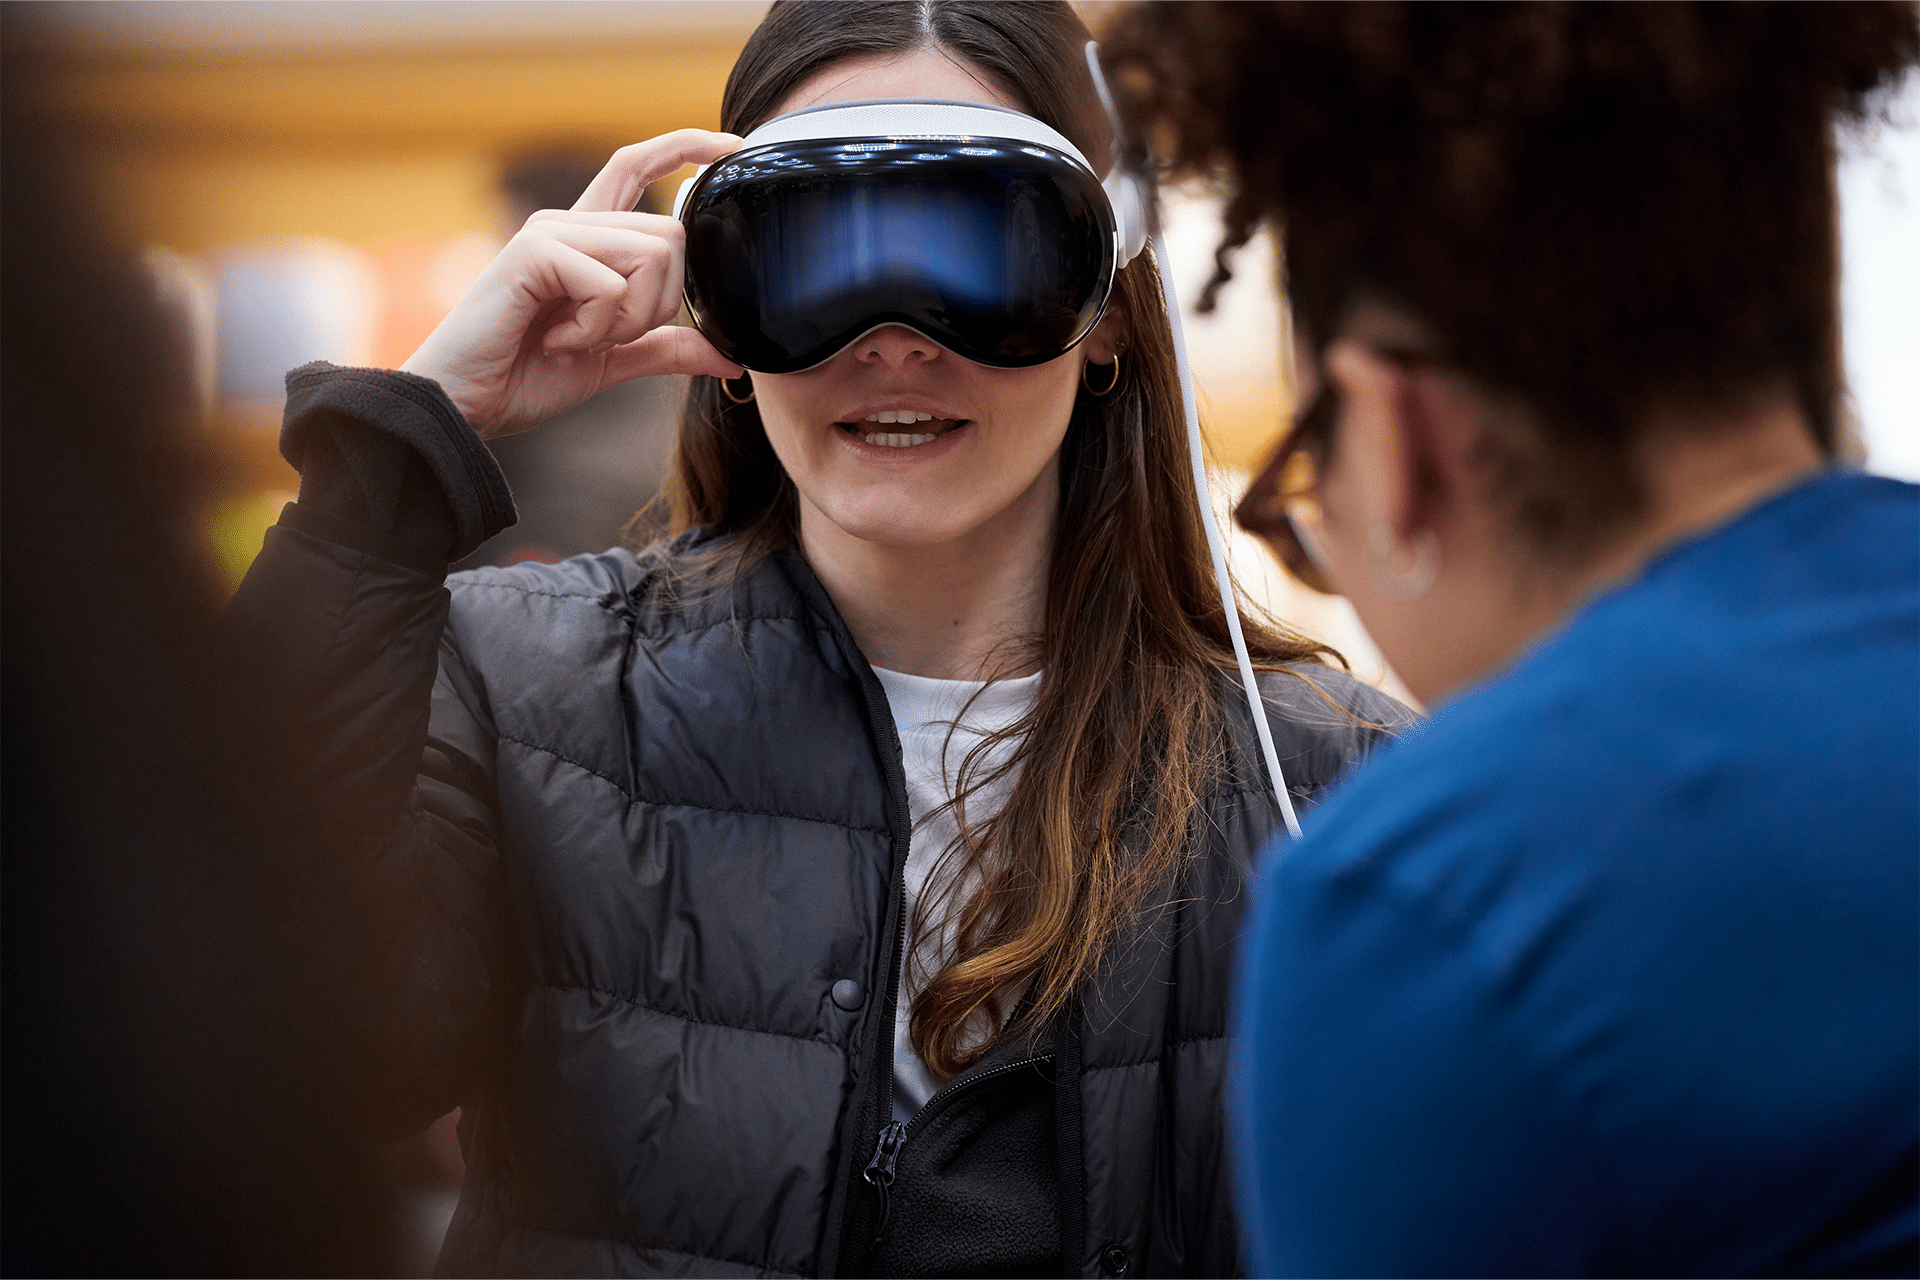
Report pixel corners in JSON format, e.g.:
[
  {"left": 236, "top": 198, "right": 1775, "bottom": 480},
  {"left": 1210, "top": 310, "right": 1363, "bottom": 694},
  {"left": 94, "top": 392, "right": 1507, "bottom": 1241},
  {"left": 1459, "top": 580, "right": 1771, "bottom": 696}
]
[{"left": 682, "top": 138, "right": 1117, "bottom": 372}]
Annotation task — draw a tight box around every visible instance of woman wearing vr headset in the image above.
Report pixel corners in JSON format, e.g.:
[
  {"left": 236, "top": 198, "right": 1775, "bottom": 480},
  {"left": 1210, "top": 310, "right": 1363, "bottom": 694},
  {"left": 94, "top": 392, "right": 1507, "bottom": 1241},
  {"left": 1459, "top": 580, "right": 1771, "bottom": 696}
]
[{"left": 229, "top": 1, "right": 1403, "bottom": 1275}]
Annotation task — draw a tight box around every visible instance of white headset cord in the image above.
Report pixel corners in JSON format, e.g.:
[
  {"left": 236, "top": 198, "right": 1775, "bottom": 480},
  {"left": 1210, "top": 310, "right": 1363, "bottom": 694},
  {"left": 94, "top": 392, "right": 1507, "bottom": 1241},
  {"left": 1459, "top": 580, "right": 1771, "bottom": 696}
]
[
  {"left": 1084, "top": 42, "right": 1302, "bottom": 839},
  {"left": 1154, "top": 232, "right": 1303, "bottom": 840}
]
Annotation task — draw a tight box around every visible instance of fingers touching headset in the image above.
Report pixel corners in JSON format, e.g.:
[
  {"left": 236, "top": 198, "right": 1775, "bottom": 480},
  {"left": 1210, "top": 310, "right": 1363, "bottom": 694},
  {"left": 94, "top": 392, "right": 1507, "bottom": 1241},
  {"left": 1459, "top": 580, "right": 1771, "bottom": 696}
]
[
  {"left": 570, "top": 131, "right": 738, "bottom": 216},
  {"left": 400, "top": 129, "right": 743, "bottom": 440},
  {"left": 516, "top": 213, "right": 691, "bottom": 353},
  {"left": 535, "top": 129, "right": 751, "bottom": 352}
]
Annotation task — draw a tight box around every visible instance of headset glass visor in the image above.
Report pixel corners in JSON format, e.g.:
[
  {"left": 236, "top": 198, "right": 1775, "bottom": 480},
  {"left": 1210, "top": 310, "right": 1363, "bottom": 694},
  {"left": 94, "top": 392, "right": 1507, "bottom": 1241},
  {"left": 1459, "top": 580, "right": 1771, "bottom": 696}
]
[{"left": 680, "top": 137, "right": 1117, "bottom": 373}]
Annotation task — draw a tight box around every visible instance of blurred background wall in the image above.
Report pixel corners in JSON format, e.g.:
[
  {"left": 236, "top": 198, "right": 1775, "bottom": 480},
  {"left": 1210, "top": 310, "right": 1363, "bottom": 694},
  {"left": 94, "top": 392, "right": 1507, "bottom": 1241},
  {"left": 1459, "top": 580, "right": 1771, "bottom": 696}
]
[
  {"left": 8, "top": 1, "right": 769, "bottom": 585},
  {"left": 8, "top": 0, "right": 1917, "bottom": 690}
]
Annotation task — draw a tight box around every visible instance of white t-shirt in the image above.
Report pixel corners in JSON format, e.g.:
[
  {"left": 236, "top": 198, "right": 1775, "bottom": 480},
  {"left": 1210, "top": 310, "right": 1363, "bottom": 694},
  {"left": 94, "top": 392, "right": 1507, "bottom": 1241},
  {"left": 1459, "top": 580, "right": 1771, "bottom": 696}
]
[{"left": 872, "top": 665, "right": 1041, "bottom": 1123}]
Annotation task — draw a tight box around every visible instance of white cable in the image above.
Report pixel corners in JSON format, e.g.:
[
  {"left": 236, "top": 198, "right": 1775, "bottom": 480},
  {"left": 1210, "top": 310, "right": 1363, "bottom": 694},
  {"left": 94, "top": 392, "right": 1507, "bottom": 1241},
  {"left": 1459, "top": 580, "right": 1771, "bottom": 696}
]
[
  {"left": 1083, "top": 42, "right": 1301, "bottom": 836},
  {"left": 1081, "top": 41, "right": 1301, "bottom": 836},
  {"left": 1153, "top": 235, "right": 1302, "bottom": 839}
]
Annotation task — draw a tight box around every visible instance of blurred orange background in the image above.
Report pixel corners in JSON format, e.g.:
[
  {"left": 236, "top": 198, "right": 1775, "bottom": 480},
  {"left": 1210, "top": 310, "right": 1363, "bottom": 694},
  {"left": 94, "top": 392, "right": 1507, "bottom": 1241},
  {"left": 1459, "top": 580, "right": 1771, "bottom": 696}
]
[
  {"left": 10, "top": 0, "right": 1307, "bottom": 574},
  {"left": 12, "top": 2, "right": 767, "bottom": 579}
]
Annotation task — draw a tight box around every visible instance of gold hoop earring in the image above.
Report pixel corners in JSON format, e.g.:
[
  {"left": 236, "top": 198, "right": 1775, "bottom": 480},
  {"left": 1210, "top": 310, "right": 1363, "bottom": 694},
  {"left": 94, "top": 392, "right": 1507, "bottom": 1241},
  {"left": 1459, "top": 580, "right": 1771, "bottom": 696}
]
[
  {"left": 720, "top": 374, "right": 755, "bottom": 405},
  {"left": 1082, "top": 352, "right": 1122, "bottom": 397}
]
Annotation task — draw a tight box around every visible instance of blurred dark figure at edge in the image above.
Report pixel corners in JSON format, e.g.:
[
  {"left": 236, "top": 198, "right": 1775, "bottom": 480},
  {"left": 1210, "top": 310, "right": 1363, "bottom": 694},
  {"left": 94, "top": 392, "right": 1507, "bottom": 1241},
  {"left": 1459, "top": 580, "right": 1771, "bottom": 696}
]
[
  {"left": 1, "top": 21, "right": 402, "bottom": 1278},
  {"left": 1104, "top": 3, "right": 1920, "bottom": 1277}
]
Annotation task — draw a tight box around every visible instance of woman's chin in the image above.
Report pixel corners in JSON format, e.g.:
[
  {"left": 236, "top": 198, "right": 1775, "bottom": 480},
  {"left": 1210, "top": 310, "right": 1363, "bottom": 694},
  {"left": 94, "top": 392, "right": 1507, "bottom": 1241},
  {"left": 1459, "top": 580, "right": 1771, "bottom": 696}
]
[
  {"left": 791, "top": 441, "right": 1064, "bottom": 560},
  {"left": 836, "top": 511, "right": 978, "bottom": 552},
  {"left": 799, "top": 490, "right": 990, "bottom": 554}
]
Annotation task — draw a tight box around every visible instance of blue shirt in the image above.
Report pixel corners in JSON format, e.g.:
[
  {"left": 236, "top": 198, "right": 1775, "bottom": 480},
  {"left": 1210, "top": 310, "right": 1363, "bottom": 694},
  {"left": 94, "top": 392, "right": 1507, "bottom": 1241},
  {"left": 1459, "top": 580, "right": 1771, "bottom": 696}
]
[{"left": 1235, "top": 471, "right": 1920, "bottom": 1277}]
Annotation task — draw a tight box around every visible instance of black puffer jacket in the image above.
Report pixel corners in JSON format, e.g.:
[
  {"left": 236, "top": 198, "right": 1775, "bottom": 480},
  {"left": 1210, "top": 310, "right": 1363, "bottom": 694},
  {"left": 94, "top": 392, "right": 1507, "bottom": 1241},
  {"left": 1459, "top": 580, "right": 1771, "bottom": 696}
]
[{"left": 231, "top": 365, "right": 1407, "bottom": 1278}]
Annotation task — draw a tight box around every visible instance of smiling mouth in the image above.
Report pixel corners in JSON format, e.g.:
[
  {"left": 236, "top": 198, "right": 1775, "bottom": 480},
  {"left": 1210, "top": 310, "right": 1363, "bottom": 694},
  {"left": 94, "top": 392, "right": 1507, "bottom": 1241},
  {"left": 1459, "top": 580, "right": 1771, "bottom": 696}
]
[{"left": 837, "top": 411, "right": 970, "bottom": 449}]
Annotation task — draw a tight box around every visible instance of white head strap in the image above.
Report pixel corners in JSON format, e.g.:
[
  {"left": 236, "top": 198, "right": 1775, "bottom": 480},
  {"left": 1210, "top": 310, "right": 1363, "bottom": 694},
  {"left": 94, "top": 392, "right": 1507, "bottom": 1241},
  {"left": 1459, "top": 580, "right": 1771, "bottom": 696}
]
[{"left": 673, "top": 96, "right": 1148, "bottom": 267}]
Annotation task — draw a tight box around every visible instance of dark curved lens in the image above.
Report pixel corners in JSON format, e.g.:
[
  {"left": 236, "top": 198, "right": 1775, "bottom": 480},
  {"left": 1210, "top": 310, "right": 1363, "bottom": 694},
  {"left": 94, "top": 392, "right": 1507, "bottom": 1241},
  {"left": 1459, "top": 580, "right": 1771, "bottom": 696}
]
[{"left": 682, "top": 138, "right": 1115, "bottom": 372}]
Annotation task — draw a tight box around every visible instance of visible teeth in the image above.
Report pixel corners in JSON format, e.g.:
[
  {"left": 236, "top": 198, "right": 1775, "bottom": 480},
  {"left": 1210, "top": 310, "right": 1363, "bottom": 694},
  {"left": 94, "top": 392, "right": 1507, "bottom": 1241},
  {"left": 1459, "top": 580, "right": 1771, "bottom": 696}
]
[
  {"left": 864, "top": 410, "right": 935, "bottom": 424},
  {"left": 863, "top": 432, "right": 938, "bottom": 447}
]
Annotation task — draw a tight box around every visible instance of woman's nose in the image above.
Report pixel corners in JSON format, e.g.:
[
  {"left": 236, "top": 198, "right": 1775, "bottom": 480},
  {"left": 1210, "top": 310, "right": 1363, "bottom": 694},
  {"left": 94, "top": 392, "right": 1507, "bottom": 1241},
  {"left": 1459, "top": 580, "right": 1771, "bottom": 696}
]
[{"left": 853, "top": 324, "right": 940, "bottom": 368}]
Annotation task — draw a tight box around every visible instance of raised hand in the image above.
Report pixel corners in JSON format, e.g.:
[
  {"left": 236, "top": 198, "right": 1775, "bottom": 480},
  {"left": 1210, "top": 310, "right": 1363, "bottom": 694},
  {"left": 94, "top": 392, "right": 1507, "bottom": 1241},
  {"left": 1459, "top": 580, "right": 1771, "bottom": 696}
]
[{"left": 401, "top": 129, "right": 745, "bottom": 440}]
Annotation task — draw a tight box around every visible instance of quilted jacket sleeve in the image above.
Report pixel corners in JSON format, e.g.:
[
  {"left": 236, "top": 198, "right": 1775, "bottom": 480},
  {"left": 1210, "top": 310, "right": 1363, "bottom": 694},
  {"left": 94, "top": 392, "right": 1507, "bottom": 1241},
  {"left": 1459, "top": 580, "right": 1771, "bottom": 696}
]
[{"left": 225, "top": 363, "right": 519, "bottom": 1134}]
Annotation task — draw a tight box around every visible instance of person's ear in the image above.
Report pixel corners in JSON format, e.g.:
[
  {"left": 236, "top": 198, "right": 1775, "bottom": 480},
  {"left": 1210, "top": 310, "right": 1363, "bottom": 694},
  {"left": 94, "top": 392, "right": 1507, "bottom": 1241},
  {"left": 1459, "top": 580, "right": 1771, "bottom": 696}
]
[
  {"left": 1325, "top": 340, "right": 1466, "bottom": 606},
  {"left": 1081, "top": 315, "right": 1127, "bottom": 367},
  {"left": 1325, "top": 340, "right": 1427, "bottom": 544}
]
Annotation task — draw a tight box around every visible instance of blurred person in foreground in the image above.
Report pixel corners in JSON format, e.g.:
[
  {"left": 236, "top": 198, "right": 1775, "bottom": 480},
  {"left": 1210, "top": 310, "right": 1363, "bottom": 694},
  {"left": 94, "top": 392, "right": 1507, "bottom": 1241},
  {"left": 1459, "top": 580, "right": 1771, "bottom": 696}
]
[
  {"left": 0, "top": 21, "right": 400, "bottom": 1278},
  {"left": 1105, "top": 3, "right": 1920, "bottom": 1275}
]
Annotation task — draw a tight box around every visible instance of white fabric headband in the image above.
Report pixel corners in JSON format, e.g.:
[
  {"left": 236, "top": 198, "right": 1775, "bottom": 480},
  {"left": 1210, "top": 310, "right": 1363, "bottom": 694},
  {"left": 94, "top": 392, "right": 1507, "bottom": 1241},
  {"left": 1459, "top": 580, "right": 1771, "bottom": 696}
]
[{"left": 672, "top": 96, "right": 1148, "bottom": 265}]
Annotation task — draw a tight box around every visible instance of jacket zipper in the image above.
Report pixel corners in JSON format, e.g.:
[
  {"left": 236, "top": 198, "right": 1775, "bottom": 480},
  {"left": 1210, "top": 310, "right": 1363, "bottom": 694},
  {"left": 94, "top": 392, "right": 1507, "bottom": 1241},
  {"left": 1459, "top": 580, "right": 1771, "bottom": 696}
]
[
  {"left": 860, "top": 1119, "right": 906, "bottom": 1251},
  {"left": 856, "top": 861, "right": 909, "bottom": 1247},
  {"left": 853, "top": 881, "right": 909, "bottom": 1262},
  {"left": 858, "top": 1051, "right": 1057, "bottom": 1259},
  {"left": 833, "top": 681, "right": 911, "bottom": 1275}
]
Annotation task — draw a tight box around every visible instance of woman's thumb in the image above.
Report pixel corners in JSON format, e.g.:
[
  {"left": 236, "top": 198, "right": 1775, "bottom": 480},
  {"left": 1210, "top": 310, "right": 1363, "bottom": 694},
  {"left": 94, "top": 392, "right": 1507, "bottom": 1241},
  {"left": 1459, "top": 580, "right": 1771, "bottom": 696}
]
[{"left": 601, "top": 326, "right": 744, "bottom": 386}]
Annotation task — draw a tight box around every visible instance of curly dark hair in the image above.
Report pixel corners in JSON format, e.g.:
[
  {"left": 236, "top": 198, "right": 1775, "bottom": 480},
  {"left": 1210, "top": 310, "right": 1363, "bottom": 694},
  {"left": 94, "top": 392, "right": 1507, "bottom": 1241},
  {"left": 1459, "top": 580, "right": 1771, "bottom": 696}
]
[{"left": 1103, "top": 1, "right": 1920, "bottom": 553}]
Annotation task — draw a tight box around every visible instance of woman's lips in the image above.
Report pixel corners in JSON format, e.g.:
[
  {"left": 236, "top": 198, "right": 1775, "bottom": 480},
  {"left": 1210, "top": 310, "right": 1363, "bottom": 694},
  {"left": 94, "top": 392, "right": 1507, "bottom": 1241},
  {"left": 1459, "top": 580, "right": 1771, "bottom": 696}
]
[{"left": 836, "top": 415, "right": 969, "bottom": 448}]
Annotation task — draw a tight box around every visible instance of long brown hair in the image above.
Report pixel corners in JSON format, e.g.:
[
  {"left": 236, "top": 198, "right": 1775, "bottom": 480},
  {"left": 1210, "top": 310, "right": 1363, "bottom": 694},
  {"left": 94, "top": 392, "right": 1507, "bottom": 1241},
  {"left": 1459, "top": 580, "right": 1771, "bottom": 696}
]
[{"left": 660, "top": 0, "right": 1336, "bottom": 1076}]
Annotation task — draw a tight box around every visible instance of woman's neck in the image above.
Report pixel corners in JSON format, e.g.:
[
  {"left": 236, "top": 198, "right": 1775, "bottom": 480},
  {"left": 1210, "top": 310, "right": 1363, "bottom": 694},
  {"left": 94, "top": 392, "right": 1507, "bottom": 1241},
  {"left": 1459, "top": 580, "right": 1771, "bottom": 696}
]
[
  {"left": 1424, "top": 393, "right": 1825, "bottom": 703},
  {"left": 1574, "top": 395, "right": 1827, "bottom": 594},
  {"left": 796, "top": 466, "right": 1058, "bottom": 683}
]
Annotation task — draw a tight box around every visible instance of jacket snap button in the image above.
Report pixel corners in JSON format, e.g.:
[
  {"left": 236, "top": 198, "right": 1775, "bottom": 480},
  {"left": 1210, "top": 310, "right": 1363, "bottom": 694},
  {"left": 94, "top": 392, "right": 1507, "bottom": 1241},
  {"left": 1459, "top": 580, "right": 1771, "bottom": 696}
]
[
  {"left": 830, "top": 978, "right": 864, "bottom": 1010},
  {"left": 1100, "top": 1244, "right": 1130, "bottom": 1277}
]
